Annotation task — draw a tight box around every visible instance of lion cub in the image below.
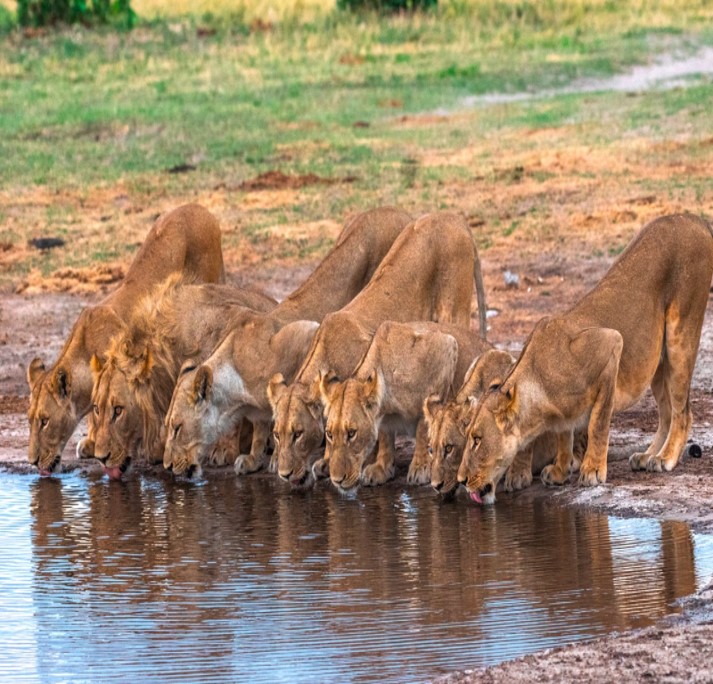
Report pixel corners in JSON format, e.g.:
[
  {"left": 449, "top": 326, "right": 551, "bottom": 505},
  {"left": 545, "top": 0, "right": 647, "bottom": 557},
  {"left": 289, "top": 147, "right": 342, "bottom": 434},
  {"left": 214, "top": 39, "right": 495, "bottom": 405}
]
[
  {"left": 458, "top": 214, "right": 713, "bottom": 504},
  {"left": 321, "top": 321, "right": 490, "bottom": 491}
]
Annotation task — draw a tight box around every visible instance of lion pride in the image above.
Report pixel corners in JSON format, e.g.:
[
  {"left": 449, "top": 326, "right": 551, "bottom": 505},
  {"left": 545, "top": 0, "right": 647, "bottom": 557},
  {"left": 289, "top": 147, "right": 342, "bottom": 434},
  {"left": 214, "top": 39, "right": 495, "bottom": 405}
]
[
  {"left": 320, "top": 321, "right": 490, "bottom": 491},
  {"left": 162, "top": 206, "right": 412, "bottom": 478},
  {"left": 26, "top": 203, "right": 225, "bottom": 476},
  {"left": 268, "top": 210, "right": 488, "bottom": 489},
  {"left": 458, "top": 214, "right": 713, "bottom": 504}
]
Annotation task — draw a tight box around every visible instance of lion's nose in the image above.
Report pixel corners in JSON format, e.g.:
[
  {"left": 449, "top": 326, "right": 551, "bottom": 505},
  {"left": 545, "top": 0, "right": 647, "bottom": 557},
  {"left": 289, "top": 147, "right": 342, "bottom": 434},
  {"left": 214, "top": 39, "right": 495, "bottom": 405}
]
[
  {"left": 279, "top": 469, "right": 293, "bottom": 482},
  {"left": 457, "top": 473, "right": 467, "bottom": 484},
  {"left": 332, "top": 474, "right": 345, "bottom": 485},
  {"left": 165, "top": 462, "right": 173, "bottom": 472},
  {"left": 432, "top": 480, "right": 444, "bottom": 492},
  {"left": 96, "top": 453, "right": 110, "bottom": 465},
  {"left": 185, "top": 464, "right": 196, "bottom": 479}
]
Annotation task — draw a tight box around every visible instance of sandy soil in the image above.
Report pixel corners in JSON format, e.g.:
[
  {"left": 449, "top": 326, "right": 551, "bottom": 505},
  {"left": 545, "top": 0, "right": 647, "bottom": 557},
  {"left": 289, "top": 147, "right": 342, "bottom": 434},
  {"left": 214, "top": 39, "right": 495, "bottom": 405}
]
[{"left": 3, "top": 244, "right": 713, "bottom": 682}]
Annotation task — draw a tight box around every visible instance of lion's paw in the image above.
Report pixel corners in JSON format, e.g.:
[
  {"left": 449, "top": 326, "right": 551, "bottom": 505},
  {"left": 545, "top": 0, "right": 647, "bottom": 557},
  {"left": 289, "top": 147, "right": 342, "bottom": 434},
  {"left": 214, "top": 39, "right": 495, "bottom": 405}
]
[
  {"left": 362, "top": 462, "right": 395, "bottom": 487},
  {"left": 504, "top": 467, "right": 532, "bottom": 492},
  {"left": 406, "top": 459, "right": 431, "bottom": 485},
  {"left": 628, "top": 451, "right": 651, "bottom": 471},
  {"left": 76, "top": 437, "right": 95, "bottom": 460},
  {"left": 312, "top": 457, "right": 330, "bottom": 480},
  {"left": 578, "top": 462, "right": 607, "bottom": 486},
  {"left": 234, "top": 452, "right": 264, "bottom": 476},
  {"left": 541, "top": 464, "right": 569, "bottom": 486},
  {"left": 645, "top": 455, "right": 676, "bottom": 473}
]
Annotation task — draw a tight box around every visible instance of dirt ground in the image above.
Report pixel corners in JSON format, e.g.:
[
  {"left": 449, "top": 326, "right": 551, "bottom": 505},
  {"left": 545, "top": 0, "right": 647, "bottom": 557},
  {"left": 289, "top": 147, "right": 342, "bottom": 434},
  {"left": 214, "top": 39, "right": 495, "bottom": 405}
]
[{"left": 3, "top": 237, "right": 713, "bottom": 682}]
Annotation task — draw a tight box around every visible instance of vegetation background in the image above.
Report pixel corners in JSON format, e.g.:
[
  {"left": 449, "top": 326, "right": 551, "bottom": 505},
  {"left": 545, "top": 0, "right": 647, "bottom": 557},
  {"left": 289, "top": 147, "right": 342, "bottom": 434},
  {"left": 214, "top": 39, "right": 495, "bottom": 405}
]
[{"left": 0, "top": 0, "right": 712, "bottom": 296}]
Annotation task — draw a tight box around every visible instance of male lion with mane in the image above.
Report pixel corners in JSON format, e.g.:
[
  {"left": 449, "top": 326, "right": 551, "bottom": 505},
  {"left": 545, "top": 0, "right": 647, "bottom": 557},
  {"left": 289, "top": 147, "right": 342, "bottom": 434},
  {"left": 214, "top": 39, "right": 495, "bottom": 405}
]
[
  {"left": 27, "top": 203, "right": 225, "bottom": 476},
  {"left": 458, "top": 214, "right": 713, "bottom": 504},
  {"left": 91, "top": 276, "right": 276, "bottom": 479}
]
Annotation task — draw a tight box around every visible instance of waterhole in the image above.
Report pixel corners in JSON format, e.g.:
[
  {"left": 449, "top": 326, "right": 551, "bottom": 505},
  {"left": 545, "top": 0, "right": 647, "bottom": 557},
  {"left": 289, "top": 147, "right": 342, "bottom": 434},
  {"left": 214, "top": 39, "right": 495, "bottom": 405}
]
[{"left": 2, "top": 472, "right": 712, "bottom": 682}]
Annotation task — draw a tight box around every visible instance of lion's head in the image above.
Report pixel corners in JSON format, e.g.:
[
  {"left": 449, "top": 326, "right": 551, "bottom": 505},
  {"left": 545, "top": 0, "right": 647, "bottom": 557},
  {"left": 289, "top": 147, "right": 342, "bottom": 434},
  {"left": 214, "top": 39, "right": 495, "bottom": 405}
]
[
  {"left": 91, "top": 330, "right": 175, "bottom": 480},
  {"left": 424, "top": 349, "right": 515, "bottom": 499},
  {"left": 27, "top": 359, "right": 77, "bottom": 475},
  {"left": 457, "top": 386, "right": 521, "bottom": 505},
  {"left": 163, "top": 363, "right": 226, "bottom": 479},
  {"left": 321, "top": 371, "right": 382, "bottom": 492},
  {"left": 423, "top": 397, "right": 472, "bottom": 498},
  {"left": 267, "top": 374, "right": 325, "bottom": 488}
]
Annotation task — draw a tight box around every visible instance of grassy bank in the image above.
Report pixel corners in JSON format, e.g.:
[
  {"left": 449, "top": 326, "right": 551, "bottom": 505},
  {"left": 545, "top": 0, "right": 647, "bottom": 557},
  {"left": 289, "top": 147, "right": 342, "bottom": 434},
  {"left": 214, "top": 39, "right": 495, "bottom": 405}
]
[{"left": 1, "top": 1, "right": 712, "bottom": 288}]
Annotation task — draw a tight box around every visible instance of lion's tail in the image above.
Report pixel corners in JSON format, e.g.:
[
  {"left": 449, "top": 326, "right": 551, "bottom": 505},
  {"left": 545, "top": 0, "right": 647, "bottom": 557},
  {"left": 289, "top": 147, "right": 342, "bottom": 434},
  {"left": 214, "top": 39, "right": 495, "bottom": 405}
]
[{"left": 472, "top": 236, "right": 488, "bottom": 340}]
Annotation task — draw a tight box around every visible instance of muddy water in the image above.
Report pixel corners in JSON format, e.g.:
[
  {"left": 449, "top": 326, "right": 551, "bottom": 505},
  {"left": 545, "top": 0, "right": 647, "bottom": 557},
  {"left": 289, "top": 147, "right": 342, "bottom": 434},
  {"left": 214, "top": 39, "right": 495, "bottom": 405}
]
[{"left": 2, "top": 473, "right": 713, "bottom": 683}]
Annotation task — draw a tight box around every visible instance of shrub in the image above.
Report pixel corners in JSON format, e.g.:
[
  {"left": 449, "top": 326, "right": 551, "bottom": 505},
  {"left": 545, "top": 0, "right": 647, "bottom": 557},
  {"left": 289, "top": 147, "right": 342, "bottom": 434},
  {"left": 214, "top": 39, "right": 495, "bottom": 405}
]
[
  {"left": 337, "top": 0, "right": 437, "bottom": 13},
  {"left": 17, "top": 0, "right": 136, "bottom": 28}
]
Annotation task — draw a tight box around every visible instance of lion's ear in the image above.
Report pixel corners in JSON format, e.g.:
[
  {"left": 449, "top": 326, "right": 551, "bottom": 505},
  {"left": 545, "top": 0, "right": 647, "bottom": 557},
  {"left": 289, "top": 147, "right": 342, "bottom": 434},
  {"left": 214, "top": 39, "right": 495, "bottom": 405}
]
[
  {"left": 493, "top": 385, "right": 518, "bottom": 432},
  {"left": 53, "top": 366, "right": 72, "bottom": 399},
  {"left": 318, "top": 370, "right": 340, "bottom": 410},
  {"left": 90, "top": 354, "right": 104, "bottom": 379},
  {"left": 27, "top": 357, "right": 45, "bottom": 389},
  {"left": 360, "top": 371, "right": 383, "bottom": 411},
  {"left": 423, "top": 394, "right": 443, "bottom": 428},
  {"left": 267, "top": 373, "right": 287, "bottom": 409},
  {"left": 193, "top": 366, "right": 213, "bottom": 403}
]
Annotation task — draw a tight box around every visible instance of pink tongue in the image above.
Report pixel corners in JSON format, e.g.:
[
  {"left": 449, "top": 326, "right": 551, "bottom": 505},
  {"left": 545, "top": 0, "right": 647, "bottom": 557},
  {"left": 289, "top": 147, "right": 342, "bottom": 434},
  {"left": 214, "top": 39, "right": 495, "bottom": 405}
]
[
  {"left": 39, "top": 469, "right": 52, "bottom": 477},
  {"left": 469, "top": 490, "right": 482, "bottom": 504},
  {"left": 104, "top": 466, "right": 123, "bottom": 480}
]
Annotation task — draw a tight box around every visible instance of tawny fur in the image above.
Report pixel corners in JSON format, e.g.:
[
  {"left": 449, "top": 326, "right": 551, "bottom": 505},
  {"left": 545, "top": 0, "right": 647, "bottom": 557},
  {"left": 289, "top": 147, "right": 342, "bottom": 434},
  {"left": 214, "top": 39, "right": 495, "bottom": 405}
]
[
  {"left": 162, "top": 207, "right": 413, "bottom": 477},
  {"left": 320, "top": 321, "right": 490, "bottom": 491},
  {"left": 269, "top": 211, "right": 489, "bottom": 488},
  {"left": 89, "top": 275, "right": 275, "bottom": 475},
  {"left": 457, "top": 214, "right": 713, "bottom": 503},
  {"left": 26, "top": 203, "right": 226, "bottom": 473}
]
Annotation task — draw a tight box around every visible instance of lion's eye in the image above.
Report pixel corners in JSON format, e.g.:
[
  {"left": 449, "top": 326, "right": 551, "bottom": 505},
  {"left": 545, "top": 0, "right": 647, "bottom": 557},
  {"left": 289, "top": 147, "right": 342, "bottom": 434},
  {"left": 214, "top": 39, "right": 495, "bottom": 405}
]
[
  {"left": 173, "top": 424, "right": 182, "bottom": 439},
  {"left": 113, "top": 406, "right": 123, "bottom": 419},
  {"left": 93, "top": 404, "right": 99, "bottom": 416},
  {"left": 428, "top": 446, "right": 433, "bottom": 455},
  {"left": 293, "top": 430, "right": 303, "bottom": 443},
  {"left": 472, "top": 435, "right": 481, "bottom": 447},
  {"left": 272, "top": 431, "right": 280, "bottom": 443},
  {"left": 347, "top": 429, "right": 356, "bottom": 441},
  {"left": 40, "top": 417, "right": 49, "bottom": 428},
  {"left": 325, "top": 430, "right": 333, "bottom": 442},
  {"left": 445, "top": 444, "right": 453, "bottom": 455}
]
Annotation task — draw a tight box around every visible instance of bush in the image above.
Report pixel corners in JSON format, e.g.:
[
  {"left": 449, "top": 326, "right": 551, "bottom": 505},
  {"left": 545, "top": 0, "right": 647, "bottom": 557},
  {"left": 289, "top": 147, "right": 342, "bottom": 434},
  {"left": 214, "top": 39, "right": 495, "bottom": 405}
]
[
  {"left": 17, "top": 0, "right": 136, "bottom": 28},
  {"left": 337, "top": 0, "right": 437, "bottom": 13}
]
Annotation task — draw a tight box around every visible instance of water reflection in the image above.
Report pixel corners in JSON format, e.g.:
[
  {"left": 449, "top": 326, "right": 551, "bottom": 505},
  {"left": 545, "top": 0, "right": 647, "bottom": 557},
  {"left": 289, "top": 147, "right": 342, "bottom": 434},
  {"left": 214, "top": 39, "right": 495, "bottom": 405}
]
[{"left": 0, "top": 474, "right": 708, "bottom": 682}]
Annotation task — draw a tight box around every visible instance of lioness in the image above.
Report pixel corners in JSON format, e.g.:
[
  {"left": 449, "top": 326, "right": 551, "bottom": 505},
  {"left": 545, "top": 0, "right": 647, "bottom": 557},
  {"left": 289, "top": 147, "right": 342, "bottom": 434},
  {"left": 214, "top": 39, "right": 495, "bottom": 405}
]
[
  {"left": 27, "top": 203, "right": 226, "bottom": 476},
  {"left": 424, "top": 349, "right": 584, "bottom": 500},
  {"left": 91, "top": 277, "right": 276, "bottom": 479},
  {"left": 269, "top": 211, "right": 489, "bottom": 489},
  {"left": 162, "top": 207, "right": 413, "bottom": 478},
  {"left": 321, "top": 321, "right": 490, "bottom": 491},
  {"left": 458, "top": 214, "right": 713, "bottom": 504}
]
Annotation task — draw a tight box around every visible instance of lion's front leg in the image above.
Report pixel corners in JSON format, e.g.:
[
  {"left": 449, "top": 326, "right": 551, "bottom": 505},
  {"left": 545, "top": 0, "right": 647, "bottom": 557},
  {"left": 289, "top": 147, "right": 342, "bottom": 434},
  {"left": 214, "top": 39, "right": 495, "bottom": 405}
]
[
  {"left": 504, "top": 445, "right": 533, "bottom": 491},
  {"left": 407, "top": 420, "right": 431, "bottom": 485},
  {"left": 579, "top": 330, "right": 622, "bottom": 486},
  {"left": 541, "top": 431, "right": 574, "bottom": 486},
  {"left": 235, "top": 419, "right": 271, "bottom": 475},
  {"left": 362, "top": 430, "right": 396, "bottom": 486}
]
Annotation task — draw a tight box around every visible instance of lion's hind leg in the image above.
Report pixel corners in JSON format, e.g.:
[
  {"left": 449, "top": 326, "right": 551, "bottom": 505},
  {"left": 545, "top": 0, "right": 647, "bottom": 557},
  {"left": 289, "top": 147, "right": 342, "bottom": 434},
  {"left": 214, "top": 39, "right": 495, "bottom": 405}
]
[
  {"left": 645, "top": 304, "right": 702, "bottom": 473},
  {"left": 629, "top": 360, "right": 672, "bottom": 471}
]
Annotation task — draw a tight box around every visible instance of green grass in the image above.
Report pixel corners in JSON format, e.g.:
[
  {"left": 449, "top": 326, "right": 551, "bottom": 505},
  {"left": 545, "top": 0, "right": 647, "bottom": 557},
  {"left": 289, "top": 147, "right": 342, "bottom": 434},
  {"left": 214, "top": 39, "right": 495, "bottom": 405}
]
[{"left": 1, "top": 1, "right": 713, "bottom": 286}]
